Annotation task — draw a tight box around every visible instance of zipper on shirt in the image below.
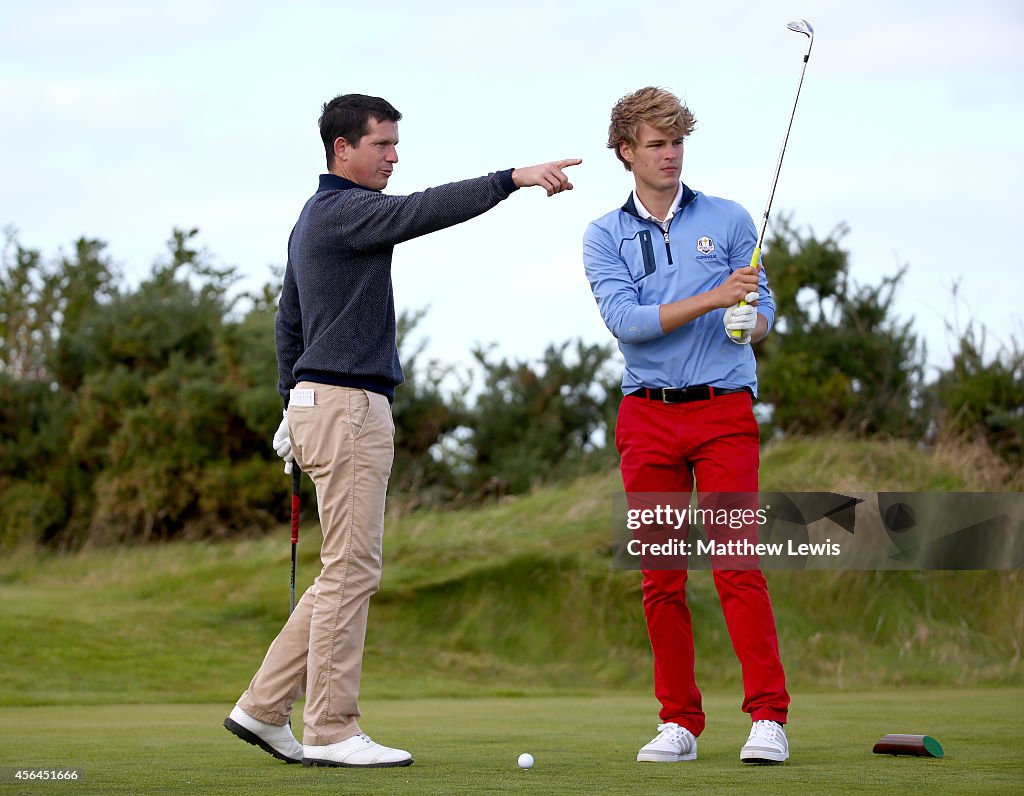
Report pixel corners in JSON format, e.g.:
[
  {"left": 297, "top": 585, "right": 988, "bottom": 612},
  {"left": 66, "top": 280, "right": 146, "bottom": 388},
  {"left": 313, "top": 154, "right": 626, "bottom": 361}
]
[
  {"left": 638, "top": 230, "right": 656, "bottom": 277},
  {"left": 653, "top": 220, "right": 673, "bottom": 265}
]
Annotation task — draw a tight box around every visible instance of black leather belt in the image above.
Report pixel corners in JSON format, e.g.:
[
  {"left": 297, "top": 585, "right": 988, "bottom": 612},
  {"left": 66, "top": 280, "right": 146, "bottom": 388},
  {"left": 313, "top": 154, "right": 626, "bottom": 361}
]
[{"left": 628, "top": 385, "right": 749, "bottom": 404}]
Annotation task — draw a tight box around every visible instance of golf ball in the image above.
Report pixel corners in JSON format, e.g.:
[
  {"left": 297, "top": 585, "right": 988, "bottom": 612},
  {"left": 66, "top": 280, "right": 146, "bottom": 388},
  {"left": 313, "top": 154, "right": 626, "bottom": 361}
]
[{"left": 517, "top": 752, "right": 534, "bottom": 769}]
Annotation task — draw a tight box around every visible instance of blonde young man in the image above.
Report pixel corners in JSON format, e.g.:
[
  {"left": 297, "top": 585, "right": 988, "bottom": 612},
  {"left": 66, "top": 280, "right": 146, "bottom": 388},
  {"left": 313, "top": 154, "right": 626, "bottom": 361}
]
[
  {"left": 583, "top": 87, "right": 790, "bottom": 765},
  {"left": 225, "top": 93, "right": 580, "bottom": 768}
]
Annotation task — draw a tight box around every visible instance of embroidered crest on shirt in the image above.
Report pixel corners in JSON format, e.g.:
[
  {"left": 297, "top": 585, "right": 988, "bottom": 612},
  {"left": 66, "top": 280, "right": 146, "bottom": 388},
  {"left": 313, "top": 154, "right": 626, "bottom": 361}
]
[
  {"left": 695, "top": 236, "right": 718, "bottom": 261},
  {"left": 696, "top": 236, "right": 715, "bottom": 254}
]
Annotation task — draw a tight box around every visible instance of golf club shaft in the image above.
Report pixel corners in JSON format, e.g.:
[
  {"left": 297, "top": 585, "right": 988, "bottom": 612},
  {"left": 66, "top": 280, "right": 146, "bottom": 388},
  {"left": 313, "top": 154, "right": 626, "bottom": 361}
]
[
  {"left": 754, "top": 50, "right": 811, "bottom": 257},
  {"left": 290, "top": 464, "right": 301, "bottom": 614},
  {"left": 732, "top": 20, "right": 814, "bottom": 338}
]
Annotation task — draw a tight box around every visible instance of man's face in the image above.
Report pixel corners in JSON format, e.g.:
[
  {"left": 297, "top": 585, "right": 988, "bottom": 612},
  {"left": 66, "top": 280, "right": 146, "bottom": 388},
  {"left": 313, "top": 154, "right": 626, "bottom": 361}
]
[
  {"left": 620, "top": 122, "right": 683, "bottom": 194},
  {"left": 334, "top": 117, "right": 399, "bottom": 190}
]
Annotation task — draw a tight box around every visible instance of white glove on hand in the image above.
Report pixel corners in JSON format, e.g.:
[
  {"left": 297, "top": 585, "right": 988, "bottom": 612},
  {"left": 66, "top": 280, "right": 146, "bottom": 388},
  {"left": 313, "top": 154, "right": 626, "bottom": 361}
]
[
  {"left": 273, "top": 409, "right": 294, "bottom": 474},
  {"left": 723, "top": 292, "right": 760, "bottom": 345}
]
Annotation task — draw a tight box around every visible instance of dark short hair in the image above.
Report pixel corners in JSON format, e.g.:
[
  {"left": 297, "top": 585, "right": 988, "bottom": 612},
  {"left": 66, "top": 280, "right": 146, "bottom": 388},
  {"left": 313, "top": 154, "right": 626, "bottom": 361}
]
[{"left": 319, "top": 94, "right": 402, "bottom": 168}]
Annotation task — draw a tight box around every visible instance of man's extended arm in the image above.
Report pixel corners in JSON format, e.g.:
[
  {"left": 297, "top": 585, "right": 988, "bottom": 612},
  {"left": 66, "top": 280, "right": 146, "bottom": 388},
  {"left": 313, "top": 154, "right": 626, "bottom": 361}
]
[{"left": 342, "top": 159, "right": 582, "bottom": 251}]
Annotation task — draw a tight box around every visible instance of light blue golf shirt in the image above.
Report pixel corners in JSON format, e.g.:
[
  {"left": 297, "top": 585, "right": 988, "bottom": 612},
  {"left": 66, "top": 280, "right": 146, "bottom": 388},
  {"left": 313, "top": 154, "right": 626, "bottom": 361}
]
[{"left": 583, "top": 182, "right": 774, "bottom": 397}]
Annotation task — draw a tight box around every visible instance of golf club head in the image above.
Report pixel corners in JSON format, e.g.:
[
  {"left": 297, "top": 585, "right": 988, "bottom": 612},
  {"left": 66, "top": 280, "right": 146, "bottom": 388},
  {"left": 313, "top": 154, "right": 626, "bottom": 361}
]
[
  {"left": 787, "top": 19, "right": 814, "bottom": 57},
  {"left": 787, "top": 19, "right": 813, "bottom": 37}
]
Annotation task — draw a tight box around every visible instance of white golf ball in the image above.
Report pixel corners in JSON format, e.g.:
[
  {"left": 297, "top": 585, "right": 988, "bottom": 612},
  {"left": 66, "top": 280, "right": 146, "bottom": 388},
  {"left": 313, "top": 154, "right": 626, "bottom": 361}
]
[{"left": 517, "top": 752, "right": 534, "bottom": 769}]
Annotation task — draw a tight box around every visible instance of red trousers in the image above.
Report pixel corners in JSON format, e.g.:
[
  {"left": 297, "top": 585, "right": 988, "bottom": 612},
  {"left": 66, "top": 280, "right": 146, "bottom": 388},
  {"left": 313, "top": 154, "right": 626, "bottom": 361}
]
[{"left": 616, "top": 392, "right": 789, "bottom": 736}]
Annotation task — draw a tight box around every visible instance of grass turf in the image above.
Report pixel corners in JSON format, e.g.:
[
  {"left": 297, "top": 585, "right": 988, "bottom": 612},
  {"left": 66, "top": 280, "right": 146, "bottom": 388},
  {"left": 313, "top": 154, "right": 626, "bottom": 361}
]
[
  {"left": 1, "top": 690, "right": 1021, "bottom": 795},
  {"left": 2, "top": 440, "right": 1022, "bottom": 793}
]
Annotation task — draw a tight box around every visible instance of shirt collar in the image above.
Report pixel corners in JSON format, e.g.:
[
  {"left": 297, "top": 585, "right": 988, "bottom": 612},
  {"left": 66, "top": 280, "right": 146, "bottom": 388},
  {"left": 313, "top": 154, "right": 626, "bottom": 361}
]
[{"left": 632, "top": 181, "right": 684, "bottom": 225}]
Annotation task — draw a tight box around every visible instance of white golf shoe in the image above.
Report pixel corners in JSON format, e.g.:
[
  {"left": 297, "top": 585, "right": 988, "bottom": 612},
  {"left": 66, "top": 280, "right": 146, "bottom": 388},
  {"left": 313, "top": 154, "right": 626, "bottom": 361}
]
[
  {"left": 740, "top": 720, "right": 789, "bottom": 764},
  {"left": 637, "top": 722, "right": 698, "bottom": 762},
  {"left": 223, "top": 706, "right": 303, "bottom": 764},
  {"left": 303, "top": 733, "right": 413, "bottom": 768}
]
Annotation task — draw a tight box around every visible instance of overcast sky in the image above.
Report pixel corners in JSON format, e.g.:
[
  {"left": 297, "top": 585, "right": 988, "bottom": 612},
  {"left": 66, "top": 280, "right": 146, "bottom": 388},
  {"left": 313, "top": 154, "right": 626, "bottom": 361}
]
[{"left": 2, "top": 0, "right": 1022, "bottom": 381}]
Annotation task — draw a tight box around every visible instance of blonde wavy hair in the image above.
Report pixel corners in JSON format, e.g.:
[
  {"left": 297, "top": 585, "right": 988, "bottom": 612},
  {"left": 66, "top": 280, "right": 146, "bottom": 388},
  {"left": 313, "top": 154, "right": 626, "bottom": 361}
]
[{"left": 607, "top": 87, "right": 697, "bottom": 171}]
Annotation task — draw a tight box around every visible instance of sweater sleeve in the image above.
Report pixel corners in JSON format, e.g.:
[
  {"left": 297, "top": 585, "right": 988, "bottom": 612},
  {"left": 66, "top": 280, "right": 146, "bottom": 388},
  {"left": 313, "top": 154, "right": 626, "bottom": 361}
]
[
  {"left": 274, "top": 247, "right": 303, "bottom": 407},
  {"left": 337, "top": 171, "right": 516, "bottom": 251}
]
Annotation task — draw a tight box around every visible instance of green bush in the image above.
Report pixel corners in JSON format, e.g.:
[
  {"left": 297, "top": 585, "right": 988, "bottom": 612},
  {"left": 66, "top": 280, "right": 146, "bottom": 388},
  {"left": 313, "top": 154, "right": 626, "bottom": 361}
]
[
  {"left": 0, "top": 229, "right": 293, "bottom": 548},
  {"left": 388, "top": 308, "right": 468, "bottom": 507},
  {"left": 5, "top": 219, "right": 1016, "bottom": 548},
  {"left": 0, "top": 480, "right": 66, "bottom": 548},
  {"left": 756, "top": 219, "right": 924, "bottom": 437},
  {"left": 932, "top": 323, "right": 1023, "bottom": 467},
  {"left": 461, "top": 340, "right": 619, "bottom": 496}
]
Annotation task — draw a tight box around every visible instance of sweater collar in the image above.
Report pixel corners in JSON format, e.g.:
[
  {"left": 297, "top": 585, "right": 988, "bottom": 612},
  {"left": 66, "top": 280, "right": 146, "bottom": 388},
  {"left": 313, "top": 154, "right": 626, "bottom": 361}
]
[{"left": 317, "top": 173, "right": 373, "bottom": 193}]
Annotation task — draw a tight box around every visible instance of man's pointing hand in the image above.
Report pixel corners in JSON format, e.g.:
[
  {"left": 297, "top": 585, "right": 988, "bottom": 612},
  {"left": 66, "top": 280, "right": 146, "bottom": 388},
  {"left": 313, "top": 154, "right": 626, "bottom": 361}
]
[{"left": 512, "top": 158, "right": 583, "bottom": 196}]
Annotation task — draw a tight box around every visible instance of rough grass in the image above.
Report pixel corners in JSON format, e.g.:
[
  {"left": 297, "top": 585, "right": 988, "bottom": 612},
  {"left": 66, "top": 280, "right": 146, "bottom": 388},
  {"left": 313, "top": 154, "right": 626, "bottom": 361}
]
[
  {"left": 0, "top": 438, "right": 1021, "bottom": 708},
  {"left": 759, "top": 434, "right": 1019, "bottom": 492}
]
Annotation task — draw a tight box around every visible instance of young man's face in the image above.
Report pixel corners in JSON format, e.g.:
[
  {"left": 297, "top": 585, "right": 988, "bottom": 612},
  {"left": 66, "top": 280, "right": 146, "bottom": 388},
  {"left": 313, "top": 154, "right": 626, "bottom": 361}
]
[
  {"left": 620, "top": 122, "right": 683, "bottom": 195},
  {"left": 334, "top": 117, "right": 399, "bottom": 190}
]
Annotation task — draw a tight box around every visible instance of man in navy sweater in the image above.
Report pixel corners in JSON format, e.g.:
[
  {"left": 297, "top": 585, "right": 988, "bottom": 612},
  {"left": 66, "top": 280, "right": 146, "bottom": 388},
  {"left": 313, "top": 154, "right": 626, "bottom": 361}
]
[{"left": 224, "top": 94, "right": 581, "bottom": 768}]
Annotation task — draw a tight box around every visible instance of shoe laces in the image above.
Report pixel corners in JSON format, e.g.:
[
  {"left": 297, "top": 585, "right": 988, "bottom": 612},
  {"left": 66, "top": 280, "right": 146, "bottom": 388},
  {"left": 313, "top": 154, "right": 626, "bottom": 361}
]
[
  {"left": 749, "top": 720, "right": 781, "bottom": 741},
  {"left": 656, "top": 722, "right": 689, "bottom": 741}
]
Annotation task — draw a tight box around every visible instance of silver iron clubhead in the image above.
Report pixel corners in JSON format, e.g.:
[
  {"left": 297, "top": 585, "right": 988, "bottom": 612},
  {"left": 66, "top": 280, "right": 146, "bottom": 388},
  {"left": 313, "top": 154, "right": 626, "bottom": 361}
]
[
  {"left": 787, "top": 19, "right": 813, "bottom": 37},
  {"left": 787, "top": 19, "right": 814, "bottom": 59}
]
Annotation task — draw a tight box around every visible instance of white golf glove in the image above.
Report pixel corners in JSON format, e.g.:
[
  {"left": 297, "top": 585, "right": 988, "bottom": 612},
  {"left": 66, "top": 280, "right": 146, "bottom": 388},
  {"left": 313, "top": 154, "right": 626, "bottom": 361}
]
[
  {"left": 723, "top": 292, "right": 760, "bottom": 345},
  {"left": 273, "top": 409, "right": 294, "bottom": 474}
]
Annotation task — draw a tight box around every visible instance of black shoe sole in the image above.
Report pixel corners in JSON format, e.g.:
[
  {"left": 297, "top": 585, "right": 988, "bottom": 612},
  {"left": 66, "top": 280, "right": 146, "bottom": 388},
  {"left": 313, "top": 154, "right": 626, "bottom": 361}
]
[
  {"left": 303, "top": 757, "right": 414, "bottom": 768},
  {"left": 224, "top": 717, "right": 302, "bottom": 764}
]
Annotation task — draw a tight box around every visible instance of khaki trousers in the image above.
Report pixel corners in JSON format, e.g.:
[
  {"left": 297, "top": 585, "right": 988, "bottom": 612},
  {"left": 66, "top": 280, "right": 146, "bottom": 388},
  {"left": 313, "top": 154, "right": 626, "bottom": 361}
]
[{"left": 238, "top": 383, "right": 394, "bottom": 745}]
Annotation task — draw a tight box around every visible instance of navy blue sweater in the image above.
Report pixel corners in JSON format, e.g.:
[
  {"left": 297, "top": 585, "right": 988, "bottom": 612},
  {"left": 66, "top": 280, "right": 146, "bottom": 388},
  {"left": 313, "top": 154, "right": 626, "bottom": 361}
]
[{"left": 276, "top": 170, "right": 517, "bottom": 405}]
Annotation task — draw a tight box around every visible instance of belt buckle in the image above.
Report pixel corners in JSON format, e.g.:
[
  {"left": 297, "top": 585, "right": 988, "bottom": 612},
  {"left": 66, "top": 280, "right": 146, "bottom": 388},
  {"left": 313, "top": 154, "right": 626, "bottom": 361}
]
[{"left": 662, "top": 386, "right": 713, "bottom": 404}]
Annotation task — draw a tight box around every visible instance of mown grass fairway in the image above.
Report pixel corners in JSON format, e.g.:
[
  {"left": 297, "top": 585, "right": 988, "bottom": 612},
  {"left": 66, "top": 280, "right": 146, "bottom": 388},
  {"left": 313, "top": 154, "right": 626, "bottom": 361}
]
[{"left": 1, "top": 690, "right": 1022, "bottom": 795}]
